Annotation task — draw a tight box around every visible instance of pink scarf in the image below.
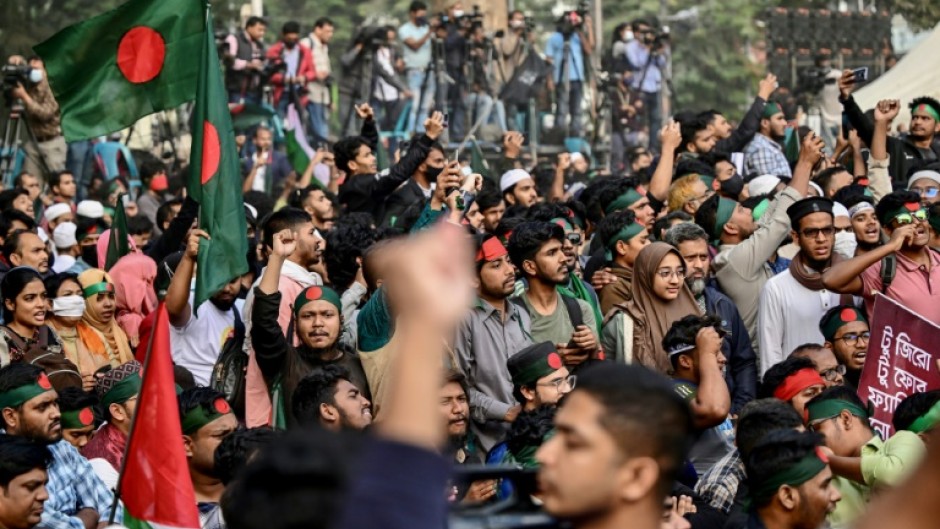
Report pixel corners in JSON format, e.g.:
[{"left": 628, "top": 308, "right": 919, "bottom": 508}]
[{"left": 109, "top": 254, "right": 157, "bottom": 346}]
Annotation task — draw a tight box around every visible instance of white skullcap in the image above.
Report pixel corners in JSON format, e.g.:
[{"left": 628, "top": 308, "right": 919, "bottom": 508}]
[
  {"left": 76, "top": 200, "right": 104, "bottom": 219},
  {"left": 44, "top": 203, "right": 71, "bottom": 223},
  {"left": 748, "top": 175, "right": 781, "bottom": 197},
  {"left": 500, "top": 169, "right": 532, "bottom": 193},
  {"left": 832, "top": 202, "right": 850, "bottom": 219},
  {"left": 53, "top": 222, "right": 78, "bottom": 249},
  {"left": 907, "top": 170, "right": 940, "bottom": 189}
]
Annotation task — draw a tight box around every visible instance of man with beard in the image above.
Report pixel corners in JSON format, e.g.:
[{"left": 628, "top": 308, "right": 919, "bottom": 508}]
[
  {"left": 508, "top": 222, "right": 598, "bottom": 366},
  {"left": 252, "top": 229, "right": 370, "bottom": 428},
  {"left": 743, "top": 430, "right": 841, "bottom": 529},
  {"left": 535, "top": 362, "right": 692, "bottom": 529},
  {"left": 699, "top": 74, "right": 778, "bottom": 154},
  {"left": 743, "top": 102, "right": 792, "bottom": 178},
  {"left": 80, "top": 361, "right": 141, "bottom": 488},
  {"left": 758, "top": 197, "right": 856, "bottom": 374},
  {"left": 166, "top": 229, "right": 243, "bottom": 387},
  {"left": 455, "top": 234, "right": 531, "bottom": 451},
  {"left": 818, "top": 306, "right": 869, "bottom": 388},
  {"left": 664, "top": 222, "right": 757, "bottom": 414},
  {"left": 696, "top": 133, "right": 822, "bottom": 352},
  {"left": 178, "top": 388, "right": 238, "bottom": 529},
  {"left": 291, "top": 365, "right": 372, "bottom": 431},
  {"left": 243, "top": 207, "right": 324, "bottom": 427},
  {"left": 500, "top": 169, "right": 539, "bottom": 208},
  {"left": 507, "top": 342, "right": 573, "bottom": 412},
  {"left": 0, "top": 364, "right": 114, "bottom": 529},
  {"left": 805, "top": 387, "right": 925, "bottom": 528},
  {"left": 289, "top": 184, "right": 336, "bottom": 233},
  {"left": 0, "top": 435, "right": 52, "bottom": 529},
  {"left": 595, "top": 210, "right": 649, "bottom": 315},
  {"left": 840, "top": 71, "right": 940, "bottom": 188},
  {"left": 439, "top": 370, "right": 496, "bottom": 504},
  {"left": 789, "top": 344, "right": 846, "bottom": 388},
  {"left": 824, "top": 190, "right": 940, "bottom": 323},
  {"left": 664, "top": 315, "right": 733, "bottom": 477}
]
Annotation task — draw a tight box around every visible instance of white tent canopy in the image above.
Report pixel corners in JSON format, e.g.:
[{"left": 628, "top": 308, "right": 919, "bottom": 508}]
[{"left": 854, "top": 22, "right": 940, "bottom": 125}]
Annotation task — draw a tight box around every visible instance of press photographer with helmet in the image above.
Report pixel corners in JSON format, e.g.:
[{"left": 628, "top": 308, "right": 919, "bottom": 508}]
[{"left": 6, "top": 55, "right": 67, "bottom": 184}]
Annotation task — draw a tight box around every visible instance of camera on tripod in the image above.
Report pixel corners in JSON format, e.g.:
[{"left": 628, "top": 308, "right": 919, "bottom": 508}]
[
  {"left": 1, "top": 64, "right": 34, "bottom": 105},
  {"left": 642, "top": 25, "right": 670, "bottom": 51}
]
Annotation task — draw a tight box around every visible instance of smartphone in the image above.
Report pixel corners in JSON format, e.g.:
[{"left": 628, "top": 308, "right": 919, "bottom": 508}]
[{"left": 852, "top": 67, "right": 869, "bottom": 83}]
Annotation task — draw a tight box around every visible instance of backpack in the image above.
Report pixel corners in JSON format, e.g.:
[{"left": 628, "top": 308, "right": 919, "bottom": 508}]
[
  {"left": 0, "top": 326, "right": 82, "bottom": 391},
  {"left": 880, "top": 247, "right": 940, "bottom": 293},
  {"left": 511, "top": 292, "right": 584, "bottom": 331},
  {"left": 211, "top": 306, "right": 247, "bottom": 420}
]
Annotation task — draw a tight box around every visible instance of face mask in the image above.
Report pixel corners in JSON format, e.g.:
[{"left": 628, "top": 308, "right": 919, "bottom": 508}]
[
  {"left": 510, "top": 20, "right": 524, "bottom": 29},
  {"left": 28, "top": 69, "right": 43, "bottom": 84},
  {"left": 416, "top": 16, "right": 428, "bottom": 27},
  {"left": 453, "top": 9, "right": 465, "bottom": 18},
  {"left": 425, "top": 165, "right": 444, "bottom": 180},
  {"left": 285, "top": 41, "right": 296, "bottom": 49},
  {"left": 622, "top": 30, "right": 634, "bottom": 41},
  {"left": 53, "top": 295, "right": 85, "bottom": 318},
  {"left": 720, "top": 174, "right": 745, "bottom": 198},
  {"left": 81, "top": 244, "right": 99, "bottom": 268}
]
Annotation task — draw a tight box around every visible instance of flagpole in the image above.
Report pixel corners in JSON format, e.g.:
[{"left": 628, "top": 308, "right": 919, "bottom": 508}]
[{"left": 108, "top": 304, "right": 164, "bottom": 524}]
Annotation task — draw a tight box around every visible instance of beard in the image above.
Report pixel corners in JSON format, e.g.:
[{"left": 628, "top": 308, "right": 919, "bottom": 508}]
[
  {"left": 687, "top": 277, "right": 706, "bottom": 296},
  {"left": 20, "top": 419, "right": 61, "bottom": 445},
  {"left": 210, "top": 296, "right": 237, "bottom": 312}
]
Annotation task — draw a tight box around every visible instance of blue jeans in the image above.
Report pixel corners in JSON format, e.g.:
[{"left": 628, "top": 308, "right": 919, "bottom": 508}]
[
  {"left": 406, "top": 68, "right": 435, "bottom": 134},
  {"left": 641, "top": 90, "right": 662, "bottom": 151},
  {"left": 308, "top": 102, "right": 330, "bottom": 143},
  {"left": 555, "top": 80, "right": 583, "bottom": 136}
]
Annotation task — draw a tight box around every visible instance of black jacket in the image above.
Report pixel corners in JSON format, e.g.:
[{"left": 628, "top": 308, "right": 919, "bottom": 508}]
[
  {"left": 714, "top": 96, "right": 767, "bottom": 155},
  {"left": 338, "top": 118, "right": 434, "bottom": 221},
  {"left": 842, "top": 94, "right": 940, "bottom": 187},
  {"left": 380, "top": 178, "right": 431, "bottom": 230},
  {"left": 704, "top": 283, "right": 757, "bottom": 415}
]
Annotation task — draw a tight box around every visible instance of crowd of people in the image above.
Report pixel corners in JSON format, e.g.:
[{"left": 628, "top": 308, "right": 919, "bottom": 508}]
[{"left": 1, "top": 3, "right": 940, "bottom": 529}]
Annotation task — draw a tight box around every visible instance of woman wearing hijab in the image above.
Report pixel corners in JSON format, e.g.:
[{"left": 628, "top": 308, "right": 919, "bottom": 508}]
[
  {"left": 109, "top": 254, "right": 157, "bottom": 347},
  {"left": 601, "top": 242, "right": 701, "bottom": 373},
  {"left": 77, "top": 269, "right": 135, "bottom": 367},
  {"left": 95, "top": 228, "right": 139, "bottom": 270}
]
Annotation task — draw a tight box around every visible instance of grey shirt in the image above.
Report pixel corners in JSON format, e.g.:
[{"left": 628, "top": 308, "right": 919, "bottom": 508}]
[{"left": 454, "top": 297, "right": 532, "bottom": 451}]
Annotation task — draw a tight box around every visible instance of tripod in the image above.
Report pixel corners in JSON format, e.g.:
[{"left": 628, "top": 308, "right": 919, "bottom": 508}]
[
  {"left": 555, "top": 33, "right": 577, "bottom": 138},
  {"left": 413, "top": 36, "right": 450, "bottom": 141},
  {"left": 0, "top": 99, "right": 25, "bottom": 187},
  {"left": 341, "top": 45, "right": 376, "bottom": 137}
]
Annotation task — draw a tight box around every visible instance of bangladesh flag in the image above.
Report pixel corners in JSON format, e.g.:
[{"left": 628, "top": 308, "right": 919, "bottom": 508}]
[
  {"left": 284, "top": 104, "right": 318, "bottom": 180},
  {"left": 33, "top": 0, "right": 203, "bottom": 141},
  {"left": 104, "top": 194, "right": 130, "bottom": 271},
  {"left": 230, "top": 102, "right": 276, "bottom": 132},
  {"left": 470, "top": 139, "right": 490, "bottom": 180},
  {"left": 188, "top": 6, "right": 248, "bottom": 310},
  {"left": 120, "top": 304, "right": 199, "bottom": 529}
]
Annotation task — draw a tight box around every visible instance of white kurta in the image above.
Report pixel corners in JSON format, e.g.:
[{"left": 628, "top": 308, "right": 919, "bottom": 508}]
[{"left": 757, "top": 269, "right": 846, "bottom": 376}]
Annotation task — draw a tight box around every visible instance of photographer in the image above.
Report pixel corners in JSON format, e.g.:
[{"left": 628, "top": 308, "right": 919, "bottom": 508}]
[
  {"left": 465, "top": 23, "right": 504, "bottom": 135},
  {"left": 399, "top": 1, "right": 435, "bottom": 134},
  {"left": 301, "top": 18, "right": 335, "bottom": 143},
  {"left": 224, "top": 16, "right": 267, "bottom": 105},
  {"left": 8, "top": 56, "right": 67, "bottom": 183},
  {"left": 798, "top": 52, "right": 841, "bottom": 149},
  {"left": 626, "top": 19, "right": 669, "bottom": 151},
  {"left": 265, "top": 21, "right": 316, "bottom": 117},
  {"left": 442, "top": 2, "right": 471, "bottom": 139},
  {"left": 493, "top": 11, "right": 532, "bottom": 132},
  {"left": 339, "top": 26, "right": 410, "bottom": 137},
  {"left": 372, "top": 26, "right": 411, "bottom": 145},
  {"left": 545, "top": 10, "right": 594, "bottom": 137}
]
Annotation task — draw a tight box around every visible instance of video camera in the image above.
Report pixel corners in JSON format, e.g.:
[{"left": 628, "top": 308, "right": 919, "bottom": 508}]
[
  {"left": 1, "top": 64, "right": 34, "bottom": 104},
  {"left": 642, "top": 25, "right": 670, "bottom": 51},
  {"left": 448, "top": 465, "right": 561, "bottom": 529},
  {"left": 559, "top": 1, "right": 590, "bottom": 38}
]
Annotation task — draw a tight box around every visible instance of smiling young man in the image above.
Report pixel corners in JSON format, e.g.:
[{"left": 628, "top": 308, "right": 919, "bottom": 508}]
[
  {"left": 455, "top": 234, "right": 532, "bottom": 451},
  {"left": 0, "top": 435, "right": 52, "bottom": 529},
  {"left": 535, "top": 362, "right": 693, "bottom": 529},
  {"left": 758, "top": 197, "right": 856, "bottom": 375},
  {"left": 0, "top": 363, "right": 114, "bottom": 529},
  {"left": 823, "top": 190, "right": 940, "bottom": 324}
]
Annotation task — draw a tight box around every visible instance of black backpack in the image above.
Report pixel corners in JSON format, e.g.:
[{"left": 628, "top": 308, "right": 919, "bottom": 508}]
[
  {"left": 211, "top": 306, "right": 247, "bottom": 420},
  {"left": 880, "top": 247, "right": 940, "bottom": 293},
  {"left": 511, "top": 292, "right": 584, "bottom": 330}
]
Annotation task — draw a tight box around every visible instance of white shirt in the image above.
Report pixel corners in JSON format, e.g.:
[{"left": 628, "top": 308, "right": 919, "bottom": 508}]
[
  {"left": 171, "top": 293, "right": 236, "bottom": 386},
  {"left": 52, "top": 254, "right": 76, "bottom": 274},
  {"left": 757, "top": 268, "right": 846, "bottom": 375}
]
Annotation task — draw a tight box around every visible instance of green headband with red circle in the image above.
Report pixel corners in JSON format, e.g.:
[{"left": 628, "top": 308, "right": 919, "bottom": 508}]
[
  {"left": 0, "top": 373, "right": 53, "bottom": 409},
  {"left": 61, "top": 407, "right": 95, "bottom": 430},
  {"left": 293, "top": 285, "right": 342, "bottom": 316}
]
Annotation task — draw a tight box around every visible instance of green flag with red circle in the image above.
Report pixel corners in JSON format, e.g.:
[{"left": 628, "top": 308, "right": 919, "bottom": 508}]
[
  {"left": 188, "top": 6, "right": 248, "bottom": 310},
  {"left": 33, "top": 0, "right": 203, "bottom": 142}
]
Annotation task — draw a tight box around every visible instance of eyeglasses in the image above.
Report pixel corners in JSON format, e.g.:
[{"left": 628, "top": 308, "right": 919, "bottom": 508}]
[
  {"left": 807, "top": 416, "right": 836, "bottom": 432},
  {"left": 656, "top": 268, "right": 686, "bottom": 280},
  {"left": 891, "top": 209, "right": 928, "bottom": 226},
  {"left": 566, "top": 232, "right": 583, "bottom": 246},
  {"left": 537, "top": 375, "right": 577, "bottom": 391},
  {"left": 820, "top": 364, "right": 847, "bottom": 382},
  {"left": 800, "top": 226, "right": 835, "bottom": 239},
  {"left": 836, "top": 331, "right": 871, "bottom": 346},
  {"left": 912, "top": 187, "right": 939, "bottom": 199}
]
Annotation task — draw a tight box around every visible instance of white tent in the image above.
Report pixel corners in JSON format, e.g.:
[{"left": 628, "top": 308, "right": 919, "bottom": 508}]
[{"left": 854, "top": 22, "right": 940, "bottom": 124}]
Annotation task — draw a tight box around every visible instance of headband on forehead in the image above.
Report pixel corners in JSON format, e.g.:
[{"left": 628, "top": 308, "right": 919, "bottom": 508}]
[
  {"left": 604, "top": 186, "right": 646, "bottom": 215},
  {"left": 805, "top": 398, "right": 870, "bottom": 424},
  {"left": 773, "top": 368, "right": 824, "bottom": 402},
  {"left": 83, "top": 281, "right": 115, "bottom": 298},
  {"left": 713, "top": 197, "right": 737, "bottom": 242},
  {"left": 604, "top": 222, "right": 646, "bottom": 261},
  {"left": 61, "top": 407, "right": 95, "bottom": 430},
  {"left": 883, "top": 202, "right": 923, "bottom": 224},
  {"left": 820, "top": 306, "right": 867, "bottom": 341},
  {"left": 476, "top": 236, "right": 508, "bottom": 263},
  {"left": 913, "top": 103, "right": 940, "bottom": 122},
  {"left": 909, "top": 401, "right": 940, "bottom": 434},
  {"left": 749, "top": 447, "right": 828, "bottom": 505},
  {"left": 181, "top": 397, "right": 232, "bottom": 435},
  {"left": 848, "top": 201, "right": 874, "bottom": 219},
  {"left": 293, "top": 286, "right": 342, "bottom": 317},
  {"left": 0, "top": 373, "right": 53, "bottom": 410}
]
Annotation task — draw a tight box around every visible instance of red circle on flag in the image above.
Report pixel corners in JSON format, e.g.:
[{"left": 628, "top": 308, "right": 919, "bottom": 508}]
[
  {"left": 37, "top": 373, "right": 52, "bottom": 390},
  {"left": 201, "top": 121, "right": 221, "bottom": 184},
  {"left": 117, "top": 26, "right": 166, "bottom": 84},
  {"left": 905, "top": 202, "right": 921, "bottom": 212},
  {"left": 79, "top": 408, "right": 94, "bottom": 426},
  {"left": 214, "top": 398, "right": 231, "bottom": 414},
  {"left": 305, "top": 286, "right": 323, "bottom": 301},
  {"left": 840, "top": 308, "right": 857, "bottom": 323},
  {"left": 547, "top": 352, "right": 563, "bottom": 370}
]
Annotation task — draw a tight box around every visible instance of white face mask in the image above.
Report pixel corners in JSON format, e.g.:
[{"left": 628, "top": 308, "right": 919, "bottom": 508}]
[
  {"left": 28, "top": 69, "right": 43, "bottom": 84},
  {"left": 52, "top": 295, "right": 85, "bottom": 318},
  {"left": 453, "top": 9, "right": 465, "bottom": 18}
]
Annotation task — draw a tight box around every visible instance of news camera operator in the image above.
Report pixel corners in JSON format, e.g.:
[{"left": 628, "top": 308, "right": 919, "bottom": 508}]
[
  {"left": 6, "top": 55, "right": 67, "bottom": 184},
  {"left": 465, "top": 23, "right": 504, "bottom": 134},
  {"left": 797, "top": 52, "right": 842, "bottom": 150},
  {"left": 493, "top": 11, "right": 533, "bottom": 132},
  {"left": 266, "top": 21, "right": 316, "bottom": 117},
  {"left": 545, "top": 8, "right": 594, "bottom": 137},
  {"left": 339, "top": 26, "right": 411, "bottom": 136},
  {"left": 625, "top": 18, "right": 669, "bottom": 151},
  {"left": 224, "top": 16, "right": 268, "bottom": 105}
]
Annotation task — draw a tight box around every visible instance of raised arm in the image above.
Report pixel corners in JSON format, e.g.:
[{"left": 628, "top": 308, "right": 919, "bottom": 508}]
[
  {"left": 822, "top": 224, "right": 913, "bottom": 294},
  {"left": 688, "top": 327, "right": 731, "bottom": 429},
  {"left": 647, "top": 121, "right": 682, "bottom": 203},
  {"left": 165, "top": 229, "right": 208, "bottom": 328}
]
